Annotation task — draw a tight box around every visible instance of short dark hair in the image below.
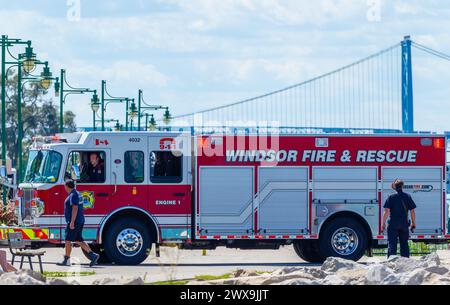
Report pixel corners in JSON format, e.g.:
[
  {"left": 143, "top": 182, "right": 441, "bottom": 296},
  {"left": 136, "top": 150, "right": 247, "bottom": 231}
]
[
  {"left": 392, "top": 179, "right": 404, "bottom": 191},
  {"left": 65, "top": 179, "right": 75, "bottom": 189}
]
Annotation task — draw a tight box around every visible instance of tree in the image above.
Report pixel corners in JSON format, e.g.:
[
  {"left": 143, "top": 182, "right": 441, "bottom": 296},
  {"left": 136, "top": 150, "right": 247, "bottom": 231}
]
[{"left": 1, "top": 69, "right": 77, "bottom": 168}]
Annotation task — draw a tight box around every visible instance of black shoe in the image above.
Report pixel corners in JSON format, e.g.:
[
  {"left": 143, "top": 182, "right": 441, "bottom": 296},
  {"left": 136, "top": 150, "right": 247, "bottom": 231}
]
[
  {"left": 56, "top": 256, "right": 71, "bottom": 266},
  {"left": 87, "top": 252, "right": 99, "bottom": 267}
]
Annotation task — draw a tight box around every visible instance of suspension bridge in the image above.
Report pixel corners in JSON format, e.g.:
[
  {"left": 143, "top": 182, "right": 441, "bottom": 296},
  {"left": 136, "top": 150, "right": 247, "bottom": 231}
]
[{"left": 160, "top": 36, "right": 450, "bottom": 135}]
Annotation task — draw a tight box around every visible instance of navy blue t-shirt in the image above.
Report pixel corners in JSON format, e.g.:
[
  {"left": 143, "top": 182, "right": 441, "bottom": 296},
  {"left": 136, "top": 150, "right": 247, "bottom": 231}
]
[
  {"left": 64, "top": 189, "right": 85, "bottom": 225},
  {"left": 383, "top": 191, "right": 416, "bottom": 224}
]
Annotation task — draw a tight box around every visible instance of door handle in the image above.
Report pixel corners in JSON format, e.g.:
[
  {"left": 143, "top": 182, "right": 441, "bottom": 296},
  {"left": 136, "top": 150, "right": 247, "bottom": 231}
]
[
  {"left": 97, "top": 193, "right": 109, "bottom": 197},
  {"left": 174, "top": 193, "right": 185, "bottom": 197}
]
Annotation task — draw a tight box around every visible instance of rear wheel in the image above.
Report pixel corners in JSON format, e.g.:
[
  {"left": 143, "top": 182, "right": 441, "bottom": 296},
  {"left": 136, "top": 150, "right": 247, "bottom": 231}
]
[
  {"left": 319, "top": 217, "right": 368, "bottom": 262},
  {"left": 103, "top": 217, "right": 152, "bottom": 265},
  {"left": 293, "top": 240, "right": 324, "bottom": 263}
]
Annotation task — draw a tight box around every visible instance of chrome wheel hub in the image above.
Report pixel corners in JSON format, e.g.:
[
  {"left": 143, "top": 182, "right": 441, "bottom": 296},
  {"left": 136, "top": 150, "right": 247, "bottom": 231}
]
[
  {"left": 116, "top": 228, "right": 143, "bottom": 257},
  {"left": 331, "top": 227, "right": 358, "bottom": 256}
]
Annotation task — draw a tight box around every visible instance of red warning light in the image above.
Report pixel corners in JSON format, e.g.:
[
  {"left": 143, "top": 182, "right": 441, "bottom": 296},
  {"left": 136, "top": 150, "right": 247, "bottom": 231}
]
[{"left": 433, "top": 138, "right": 445, "bottom": 149}]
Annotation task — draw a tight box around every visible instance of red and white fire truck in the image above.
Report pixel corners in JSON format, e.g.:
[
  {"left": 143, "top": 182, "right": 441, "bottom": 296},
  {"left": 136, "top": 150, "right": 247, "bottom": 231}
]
[{"left": 0, "top": 131, "right": 448, "bottom": 265}]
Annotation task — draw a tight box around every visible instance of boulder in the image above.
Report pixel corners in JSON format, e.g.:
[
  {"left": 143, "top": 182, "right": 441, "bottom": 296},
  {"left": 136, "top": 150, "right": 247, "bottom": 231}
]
[
  {"left": 420, "top": 253, "right": 440, "bottom": 267},
  {"left": 321, "top": 257, "right": 365, "bottom": 273},
  {"left": 232, "top": 269, "right": 259, "bottom": 278},
  {"left": 384, "top": 256, "right": 428, "bottom": 273},
  {"left": 424, "top": 265, "right": 449, "bottom": 276},
  {"left": 0, "top": 272, "right": 46, "bottom": 285},
  {"left": 92, "top": 277, "right": 121, "bottom": 285},
  {"left": 365, "top": 264, "right": 395, "bottom": 285},
  {"left": 47, "top": 278, "right": 71, "bottom": 285},
  {"left": 121, "top": 277, "right": 145, "bottom": 285},
  {"left": 322, "top": 274, "right": 347, "bottom": 285},
  {"left": 18, "top": 269, "right": 46, "bottom": 282},
  {"left": 336, "top": 268, "right": 368, "bottom": 285},
  {"left": 277, "top": 278, "right": 321, "bottom": 285},
  {"left": 272, "top": 267, "right": 327, "bottom": 279},
  {"left": 400, "top": 269, "right": 429, "bottom": 285}
]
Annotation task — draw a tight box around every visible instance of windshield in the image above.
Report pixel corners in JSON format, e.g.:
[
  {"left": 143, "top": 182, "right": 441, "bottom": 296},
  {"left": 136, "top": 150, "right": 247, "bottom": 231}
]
[{"left": 24, "top": 150, "right": 62, "bottom": 183}]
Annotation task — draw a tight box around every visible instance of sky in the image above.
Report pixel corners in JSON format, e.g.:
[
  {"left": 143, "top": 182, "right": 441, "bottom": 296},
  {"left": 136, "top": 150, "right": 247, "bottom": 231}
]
[{"left": 0, "top": 0, "right": 450, "bottom": 132}]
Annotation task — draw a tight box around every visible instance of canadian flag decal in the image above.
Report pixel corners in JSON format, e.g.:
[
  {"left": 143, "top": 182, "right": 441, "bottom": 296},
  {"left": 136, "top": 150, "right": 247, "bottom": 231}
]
[{"left": 95, "top": 139, "right": 109, "bottom": 146}]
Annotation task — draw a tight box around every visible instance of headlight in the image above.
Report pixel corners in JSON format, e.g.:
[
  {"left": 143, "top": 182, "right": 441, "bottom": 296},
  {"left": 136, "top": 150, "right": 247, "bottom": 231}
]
[{"left": 30, "top": 198, "right": 45, "bottom": 217}]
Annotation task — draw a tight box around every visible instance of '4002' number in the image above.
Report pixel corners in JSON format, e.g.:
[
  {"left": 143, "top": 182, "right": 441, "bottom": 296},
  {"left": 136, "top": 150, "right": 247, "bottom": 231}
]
[{"left": 129, "top": 138, "right": 141, "bottom": 143}]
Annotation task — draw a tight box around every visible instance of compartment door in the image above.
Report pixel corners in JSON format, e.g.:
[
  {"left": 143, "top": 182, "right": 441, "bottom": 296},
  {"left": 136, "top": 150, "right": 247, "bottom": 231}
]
[
  {"left": 199, "top": 167, "right": 254, "bottom": 235},
  {"left": 257, "top": 167, "right": 309, "bottom": 235},
  {"left": 382, "top": 167, "right": 444, "bottom": 234}
]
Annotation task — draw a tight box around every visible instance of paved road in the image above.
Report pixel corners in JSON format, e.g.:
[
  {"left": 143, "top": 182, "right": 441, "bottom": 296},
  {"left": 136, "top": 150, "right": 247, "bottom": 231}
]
[
  {"left": 3, "top": 245, "right": 311, "bottom": 284},
  {"left": 3, "top": 245, "right": 388, "bottom": 284}
]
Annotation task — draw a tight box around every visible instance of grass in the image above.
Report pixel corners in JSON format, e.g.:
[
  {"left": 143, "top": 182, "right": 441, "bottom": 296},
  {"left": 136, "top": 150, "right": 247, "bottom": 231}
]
[
  {"left": 146, "top": 273, "right": 234, "bottom": 285},
  {"left": 43, "top": 271, "right": 96, "bottom": 278},
  {"left": 373, "top": 241, "right": 449, "bottom": 256}
]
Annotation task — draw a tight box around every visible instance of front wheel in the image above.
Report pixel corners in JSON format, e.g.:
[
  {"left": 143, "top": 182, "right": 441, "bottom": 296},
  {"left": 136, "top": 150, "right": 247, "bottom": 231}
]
[
  {"left": 319, "top": 217, "right": 368, "bottom": 262},
  {"left": 103, "top": 217, "right": 152, "bottom": 265}
]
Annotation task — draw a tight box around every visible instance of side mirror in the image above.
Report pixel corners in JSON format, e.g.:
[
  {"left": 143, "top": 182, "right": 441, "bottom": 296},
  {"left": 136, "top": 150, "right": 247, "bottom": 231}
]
[
  {"left": 70, "top": 164, "right": 81, "bottom": 181},
  {"left": 0, "top": 166, "right": 6, "bottom": 179}
]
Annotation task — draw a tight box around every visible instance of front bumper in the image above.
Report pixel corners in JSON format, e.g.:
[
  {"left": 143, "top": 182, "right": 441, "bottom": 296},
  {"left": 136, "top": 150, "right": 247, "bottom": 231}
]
[{"left": 0, "top": 226, "right": 49, "bottom": 245}]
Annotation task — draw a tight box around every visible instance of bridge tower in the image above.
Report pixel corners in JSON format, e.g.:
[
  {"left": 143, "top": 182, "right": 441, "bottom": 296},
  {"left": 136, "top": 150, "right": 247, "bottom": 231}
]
[{"left": 402, "top": 35, "right": 414, "bottom": 133}]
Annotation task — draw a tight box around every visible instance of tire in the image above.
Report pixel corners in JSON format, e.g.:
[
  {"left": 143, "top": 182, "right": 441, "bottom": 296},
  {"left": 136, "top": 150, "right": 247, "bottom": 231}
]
[
  {"left": 103, "top": 217, "right": 152, "bottom": 265},
  {"left": 319, "top": 217, "right": 368, "bottom": 262},
  {"left": 82, "top": 244, "right": 111, "bottom": 264},
  {"left": 293, "top": 240, "right": 324, "bottom": 263}
]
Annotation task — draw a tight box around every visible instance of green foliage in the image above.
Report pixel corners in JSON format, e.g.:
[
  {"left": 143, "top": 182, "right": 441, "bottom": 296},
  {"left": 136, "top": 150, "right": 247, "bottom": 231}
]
[
  {"left": 43, "top": 271, "right": 95, "bottom": 277},
  {"left": 194, "top": 273, "right": 232, "bottom": 281},
  {"left": 373, "top": 241, "right": 449, "bottom": 256},
  {"left": 0, "top": 202, "right": 16, "bottom": 225},
  {"left": 1, "top": 70, "right": 77, "bottom": 167}
]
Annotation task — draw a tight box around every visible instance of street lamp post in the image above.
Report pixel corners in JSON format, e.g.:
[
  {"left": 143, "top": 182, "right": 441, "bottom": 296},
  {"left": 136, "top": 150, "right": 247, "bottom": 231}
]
[
  {"left": 57, "top": 69, "right": 96, "bottom": 133},
  {"left": 16, "top": 61, "right": 57, "bottom": 181},
  {"left": 100, "top": 80, "right": 132, "bottom": 131},
  {"left": 136, "top": 89, "right": 171, "bottom": 131},
  {"left": 1, "top": 35, "right": 36, "bottom": 205}
]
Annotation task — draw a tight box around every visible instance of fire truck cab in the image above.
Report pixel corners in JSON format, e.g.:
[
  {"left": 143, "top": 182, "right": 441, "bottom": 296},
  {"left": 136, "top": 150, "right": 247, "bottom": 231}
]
[{"left": 2, "top": 131, "right": 449, "bottom": 265}]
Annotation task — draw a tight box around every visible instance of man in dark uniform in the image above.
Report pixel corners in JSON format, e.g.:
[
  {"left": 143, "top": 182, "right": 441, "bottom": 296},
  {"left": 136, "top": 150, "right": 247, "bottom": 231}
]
[
  {"left": 381, "top": 179, "right": 417, "bottom": 258},
  {"left": 57, "top": 180, "right": 99, "bottom": 267},
  {"left": 81, "top": 152, "right": 105, "bottom": 183}
]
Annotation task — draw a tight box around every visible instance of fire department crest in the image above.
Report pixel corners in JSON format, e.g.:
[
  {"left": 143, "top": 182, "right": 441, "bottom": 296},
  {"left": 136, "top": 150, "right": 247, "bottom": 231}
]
[{"left": 80, "top": 191, "right": 95, "bottom": 209}]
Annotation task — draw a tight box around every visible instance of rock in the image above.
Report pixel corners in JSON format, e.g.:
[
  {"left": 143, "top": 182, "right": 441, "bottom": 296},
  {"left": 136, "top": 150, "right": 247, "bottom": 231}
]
[
  {"left": 322, "top": 274, "right": 347, "bottom": 285},
  {"left": 17, "top": 269, "right": 46, "bottom": 282},
  {"left": 121, "top": 277, "right": 144, "bottom": 285},
  {"left": 272, "top": 267, "right": 327, "bottom": 279},
  {"left": 401, "top": 269, "right": 429, "bottom": 285},
  {"left": 92, "top": 277, "right": 121, "bottom": 285},
  {"left": 47, "top": 278, "right": 71, "bottom": 285},
  {"left": 336, "top": 268, "right": 367, "bottom": 285},
  {"left": 0, "top": 272, "right": 46, "bottom": 285},
  {"left": 232, "top": 269, "right": 259, "bottom": 278},
  {"left": 277, "top": 278, "right": 320, "bottom": 285},
  {"left": 385, "top": 256, "right": 428, "bottom": 273},
  {"left": 365, "top": 264, "right": 395, "bottom": 285},
  {"left": 424, "top": 266, "right": 449, "bottom": 275},
  {"left": 380, "top": 274, "right": 402, "bottom": 285},
  {"left": 261, "top": 272, "right": 316, "bottom": 285},
  {"left": 92, "top": 276, "right": 144, "bottom": 285},
  {"left": 420, "top": 253, "right": 440, "bottom": 267},
  {"left": 321, "top": 257, "right": 365, "bottom": 273}
]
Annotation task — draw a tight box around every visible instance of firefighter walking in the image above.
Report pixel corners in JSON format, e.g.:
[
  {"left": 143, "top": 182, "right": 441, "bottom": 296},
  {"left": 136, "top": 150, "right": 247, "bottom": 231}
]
[{"left": 381, "top": 179, "right": 417, "bottom": 258}]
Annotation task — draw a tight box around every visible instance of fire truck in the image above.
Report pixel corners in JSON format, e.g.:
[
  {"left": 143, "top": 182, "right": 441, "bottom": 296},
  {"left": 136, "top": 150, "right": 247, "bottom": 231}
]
[{"left": 0, "top": 131, "right": 448, "bottom": 265}]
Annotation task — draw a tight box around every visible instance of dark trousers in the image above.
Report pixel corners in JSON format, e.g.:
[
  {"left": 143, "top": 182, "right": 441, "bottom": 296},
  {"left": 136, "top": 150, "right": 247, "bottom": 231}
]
[{"left": 387, "top": 221, "right": 410, "bottom": 258}]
